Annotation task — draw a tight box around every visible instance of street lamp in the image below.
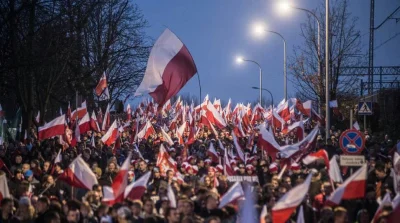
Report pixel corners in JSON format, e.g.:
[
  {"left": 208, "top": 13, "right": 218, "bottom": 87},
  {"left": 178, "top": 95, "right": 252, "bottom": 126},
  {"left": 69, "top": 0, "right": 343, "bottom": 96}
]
[
  {"left": 252, "top": 87, "right": 273, "bottom": 108},
  {"left": 253, "top": 24, "right": 287, "bottom": 101},
  {"left": 236, "top": 57, "right": 263, "bottom": 106},
  {"left": 277, "top": 1, "right": 330, "bottom": 142}
]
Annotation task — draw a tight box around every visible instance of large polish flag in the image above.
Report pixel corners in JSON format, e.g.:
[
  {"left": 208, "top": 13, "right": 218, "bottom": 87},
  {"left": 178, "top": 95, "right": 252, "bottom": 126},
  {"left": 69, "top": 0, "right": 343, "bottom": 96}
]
[
  {"left": 218, "top": 182, "right": 244, "bottom": 208},
  {"left": 90, "top": 112, "right": 100, "bottom": 132},
  {"left": 59, "top": 155, "right": 98, "bottom": 190},
  {"left": 327, "top": 164, "right": 367, "bottom": 205},
  {"left": 124, "top": 171, "right": 152, "bottom": 200},
  {"left": 77, "top": 101, "right": 87, "bottom": 119},
  {"left": 0, "top": 174, "right": 10, "bottom": 201},
  {"left": 38, "top": 115, "right": 65, "bottom": 140},
  {"left": 302, "top": 149, "right": 330, "bottom": 169},
  {"left": 78, "top": 113, "right": 91, "bottom": 134},
  {"left": 101, "top": 120, "right": 118, "bottom": 146},
  {"left": 272, "top": 174, "right": 312, "bottom": 223},
  {"left": 134, "top": 29, "right": 197, "bottom": 107}
]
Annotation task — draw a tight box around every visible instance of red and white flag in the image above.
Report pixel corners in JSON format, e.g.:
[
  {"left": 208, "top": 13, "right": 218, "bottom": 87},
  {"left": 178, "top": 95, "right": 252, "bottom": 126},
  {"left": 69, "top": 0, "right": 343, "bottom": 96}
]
[
  {"left": 224, "top": 147, "right": 235, "bottom": 176},
  {"left": 302, "top": 100, "right": 312, "bottom": 116},
  {"left": 167, "top": 184, "right": 177, "bottom": 208},
  {"left": 77, "top": 101, "right": 87, "bottom": 119},
  {"left": 102, "top": 153, "right": 133, "bottom": 204},
  {"left": 205, "top": 102, "right": 226, "bottom": 129},
  {"left": 272, "top": 174, "right": 312, "bottom": 223},
  {"left": 388, "top": 194, "right": 400, "bottom": 222},
  {"left": 302, "top": 149, "right": 330, "bottom": 169},
  {"left": 0, "top": 174, "right": 10, "bottom": 201},
  {"left": 207, "top": 143, "right": 219, "bottom": 163},
  {"left": 54, "top": 149, "right": 62, "bottom": 163},
  {"left": 327, "top": 164, "right": 367, "bottom": 205},
  {"left": 329, "top": 156, "right": 343, "bottom": 183},
  {"left": 126, "top": 104, "right": 132, "bottom": 120},
  {"left": 231, "top": 131, "right": 245, "bottom": 162},
  {"left": 257, "top": 127, "right": 281, "bottom": 159},
  {"left": 35, "top": 111, "right": 40, "bottom": 123},
  {"left": 38, "top": 115, "right": 65, "bottom": 140},
  {"left": 90, "top": 112, "right": 100, "bottom": 132},
  {"left": 102, "top": 104, "right": 111, "bottom": 131},
  {"left": 0, "top": 104, "right": 4, "bottom": 117},
  {"left": 177, "top": 121, "right": 187, "bottom": 145},
  {"left": 353, "top": 121, "right": 360, "bottom": 130},
  {"left": 95, "top": 73, "right": 110, "bottom": 101},
  {"left": 372, "top": 193, "right": 391, "bottom": 223},
  {"left": 218, "top": 182, "right": 244, "bottom": 208},
  {"left": 124, "top": 171, "right": 152, "bottom": 200},
  {"left": 134, "top": 29, "right": 197, "bottom": 107},
  {"left": 296, "top": 205, "right": 305, "bottom": 223},
  {"left": 160, "top": 128, "right": 174, "bottom": 146},
  {"left": 157, "top": 144, "right": 178, "bottom": 175},
  {"left": 78, "top": 112, "right": 90, "bottom": 134},
  {"left": 101, "top": 120, "right": 118, "bottom": 146},
  {"left": 135, "top": 121, "right": 155, "bottom": 140},
  {"left": 59, "top": 155, "right": 98, "bottom": 190},
  {"left": 260, "top": 205, "right": 268, "bottom": 223}
]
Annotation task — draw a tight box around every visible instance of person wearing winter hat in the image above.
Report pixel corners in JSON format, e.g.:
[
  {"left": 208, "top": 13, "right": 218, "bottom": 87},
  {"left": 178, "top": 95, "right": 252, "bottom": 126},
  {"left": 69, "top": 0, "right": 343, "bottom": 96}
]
[
  {"left": 269, "top": 163, "right": 279, "bottom": 175},
  {"left": 245, "top": 164, "right": 255, "bottom": 176}
]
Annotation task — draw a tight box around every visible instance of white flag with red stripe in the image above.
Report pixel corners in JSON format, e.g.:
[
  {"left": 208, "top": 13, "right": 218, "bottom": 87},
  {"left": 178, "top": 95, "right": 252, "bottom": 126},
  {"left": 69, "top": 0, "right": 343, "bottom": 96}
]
[
  {"left": 78, "top": 112, "right": 90, "bottom": 133},
  {"left": 90, "top": 112, "right": 100, "bottom": 132},
  {"left": 38, "top": 115, "right": 65, "bottom": 140},
  {"left": 59, "top": 155, "right": 98, "bottom": 190},
  {"left": 302, "top": 149, "right": 330, "bottom": 169},
  {"left": 205, "top": 102, "right": 226, "bottom": 129},
  {"left": 124, "top": 171, "right": 151, "bottom": 200},
  {"left": 353, "top": 121, "right": 360, "bottom": 130},
  {"left": 160, "top": 128, "right": 174, "bottom": 146},
  {"left": 177, "top": 121, "right": 187, "bottom": 145},
  {"left": 327, "top": 164, "right": 367, "bottom": 205},
  {"left": 372, "top": 193, "right": 391, "bottom": 223},
  {"left": 0, "top": 174, "right": 10, "bottom": 201},
  {"left": 329, "top": 156, "right": 343, "bottom": 183},
  {"left": 135, "top": 121, "right": 155, "bottom": 140},
  {"left": 134, "top": 29, "right": 197, "bottom": 107},
  {"left": 102, "top": 104, "right": 111, "bottom": 131},
  {"left": 218, "top": 182, "right": 244, "bottom": 208},
  {"left": 101, "top": 120, "right": 118, "bottom": 146},
  {"left": 257, "top": 127, "right": 281, "bottom": 159},
  {"left": 111, "top": 153, "right": 132, "bottom": 202},
  {"left": 231, "top": 131, "right": 245, "bottom": 162},
  {"left": 207, "top": 143, "right": 219, "bottom": 163},
  {"left": 272, "top": 174, "right": 312, "bottom": 223}
]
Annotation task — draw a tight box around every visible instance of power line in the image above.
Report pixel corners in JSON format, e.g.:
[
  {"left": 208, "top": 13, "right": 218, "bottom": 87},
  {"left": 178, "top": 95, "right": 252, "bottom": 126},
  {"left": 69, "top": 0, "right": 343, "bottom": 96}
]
[{"left": 374, "top": 32, "right": 400, "bottom": 51}]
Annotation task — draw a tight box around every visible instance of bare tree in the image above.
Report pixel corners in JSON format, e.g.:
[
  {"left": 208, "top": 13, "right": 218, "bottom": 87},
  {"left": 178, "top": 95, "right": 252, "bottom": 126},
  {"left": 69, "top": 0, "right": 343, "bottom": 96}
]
[
  {"left": 0, "top": 0, "right": 150, "bottom": 134},
  {"left": 289, "top": 0, "right": 364, "bottom": 114}
]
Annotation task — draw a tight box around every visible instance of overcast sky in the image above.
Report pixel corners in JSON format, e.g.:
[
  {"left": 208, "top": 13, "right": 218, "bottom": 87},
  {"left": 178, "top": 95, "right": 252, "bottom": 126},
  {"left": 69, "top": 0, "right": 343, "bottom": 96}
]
[{"left": 133, "top": 0, "right": 400, "bottom": 105}]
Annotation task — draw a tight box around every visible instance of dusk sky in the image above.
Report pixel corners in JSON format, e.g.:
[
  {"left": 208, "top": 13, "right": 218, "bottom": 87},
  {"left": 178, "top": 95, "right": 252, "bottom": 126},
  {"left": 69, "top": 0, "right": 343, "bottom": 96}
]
[{"left": 134, "top": 0, "right": 400, "bottom": 105}]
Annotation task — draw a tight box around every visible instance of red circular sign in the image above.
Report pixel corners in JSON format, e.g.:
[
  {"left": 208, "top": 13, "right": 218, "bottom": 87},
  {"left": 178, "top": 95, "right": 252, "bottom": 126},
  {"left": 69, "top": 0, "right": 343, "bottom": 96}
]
[{"left": 339, "top": 129, "right": 365, "bottom": 155}]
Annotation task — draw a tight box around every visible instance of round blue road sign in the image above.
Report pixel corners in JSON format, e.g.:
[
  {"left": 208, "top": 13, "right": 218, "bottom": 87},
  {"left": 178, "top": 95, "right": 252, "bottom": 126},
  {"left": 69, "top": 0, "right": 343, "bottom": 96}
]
[{"left": 339, "top": 129, "right": 365, "bottom": 154}]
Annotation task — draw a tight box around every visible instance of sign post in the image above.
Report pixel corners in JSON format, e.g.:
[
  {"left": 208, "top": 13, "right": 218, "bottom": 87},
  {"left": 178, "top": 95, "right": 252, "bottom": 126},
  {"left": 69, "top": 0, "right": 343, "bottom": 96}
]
[
  {"left": 358, "top": 102, "right": 373, "bottom": 131},
  {"left": 339, "top": 129, "right": 365, "bottom": 155}
]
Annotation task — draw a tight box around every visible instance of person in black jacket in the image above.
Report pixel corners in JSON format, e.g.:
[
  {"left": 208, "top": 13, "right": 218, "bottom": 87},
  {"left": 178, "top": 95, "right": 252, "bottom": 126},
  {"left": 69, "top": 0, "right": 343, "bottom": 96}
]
[
  {"left": 35, "top": 197, "right": 50, "bottom": 223},
  {"left": 367, "top": 161, "right": 394, "bottom": 199}
]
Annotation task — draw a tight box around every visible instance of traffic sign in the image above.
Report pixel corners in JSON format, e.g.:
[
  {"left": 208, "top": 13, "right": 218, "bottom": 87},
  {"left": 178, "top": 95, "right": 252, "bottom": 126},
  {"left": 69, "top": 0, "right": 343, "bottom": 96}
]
[
  {"left": 339, "top": 129, "right": 365, "bottom": 155},
  {"left": 358, "top": 102, "right": 373, "bottom": 115},
  {"left": 340, "top": 155, "right": 365, "bottom": 166}
]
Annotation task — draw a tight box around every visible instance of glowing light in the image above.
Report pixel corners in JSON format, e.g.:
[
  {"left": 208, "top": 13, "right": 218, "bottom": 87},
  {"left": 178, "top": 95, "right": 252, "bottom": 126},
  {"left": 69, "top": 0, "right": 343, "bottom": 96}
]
[
  {"left": 236, "top": 56, "right": 244, "bottom": 64},
  {"left": 277, "top": 1, "right": 291, "bottom": 14}
]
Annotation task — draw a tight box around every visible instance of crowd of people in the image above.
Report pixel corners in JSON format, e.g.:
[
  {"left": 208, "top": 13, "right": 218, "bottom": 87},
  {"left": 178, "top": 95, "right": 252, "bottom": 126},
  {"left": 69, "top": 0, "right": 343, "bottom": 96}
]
[{"left": 0, "top": 98, "right": 399, "bottom": 223}]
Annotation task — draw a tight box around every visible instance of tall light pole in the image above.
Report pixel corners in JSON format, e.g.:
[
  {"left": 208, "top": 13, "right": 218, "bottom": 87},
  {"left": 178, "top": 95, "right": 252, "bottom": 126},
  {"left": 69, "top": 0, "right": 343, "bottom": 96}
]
[
  {"left": 237, "top": 57, "right": 263, "bottom": 106},
  {"left": 325, "top": 0, "right": 330, "bottom": 142},
  {"left": 253, "top": 26, "right": 287, "bottom": 101}
]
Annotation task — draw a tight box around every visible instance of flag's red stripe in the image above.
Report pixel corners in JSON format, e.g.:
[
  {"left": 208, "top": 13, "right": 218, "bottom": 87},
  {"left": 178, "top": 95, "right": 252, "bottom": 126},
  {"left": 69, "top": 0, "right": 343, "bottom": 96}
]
[
  {"left": 272, "top": 206, "right": 297, "bottom": 223},
  {"left": 149, "top": 45, "right": 197, "bottom": 107},
  {"left": 38, "top": 124, "right": 65, "bottom": 140}
]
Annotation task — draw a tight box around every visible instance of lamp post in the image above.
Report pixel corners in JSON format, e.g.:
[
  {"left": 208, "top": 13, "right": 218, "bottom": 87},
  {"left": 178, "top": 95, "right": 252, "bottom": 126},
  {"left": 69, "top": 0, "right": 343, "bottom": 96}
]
[
  {"left": 325, "top": 0, "right": 330, "bottom": 142},
  {"left": 251, "top": 87, "right": 274, "bottom": 108},
  {"left": 237, "top": 57, "right": 263, "bottom": 107},
  {"left": 253, "top": 27, "right": 287, "bottom": 101}
]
